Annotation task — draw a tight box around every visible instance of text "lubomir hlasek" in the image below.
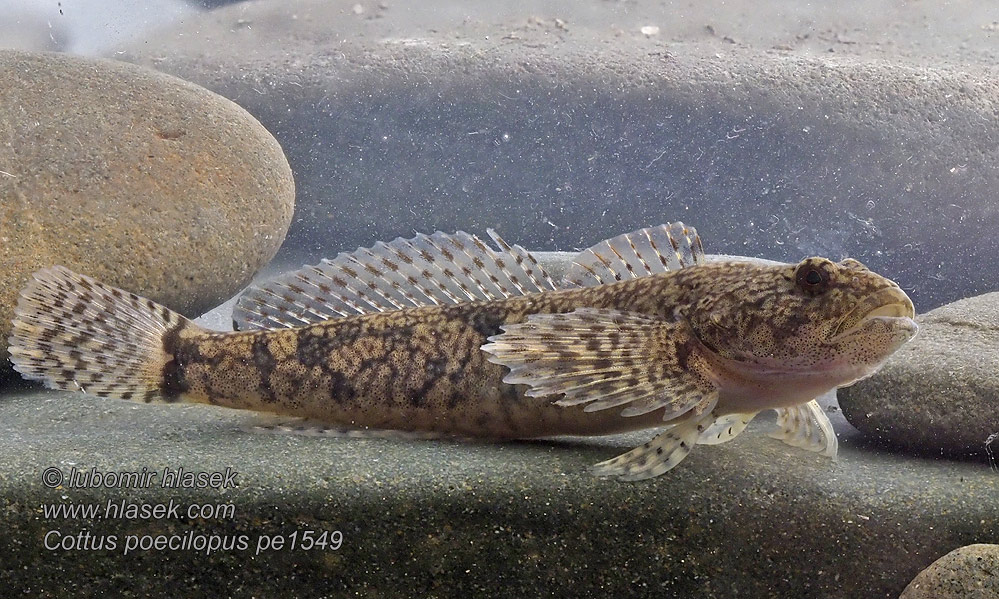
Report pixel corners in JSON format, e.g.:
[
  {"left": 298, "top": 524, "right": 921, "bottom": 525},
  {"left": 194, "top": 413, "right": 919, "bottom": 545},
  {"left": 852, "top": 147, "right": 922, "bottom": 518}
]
[{"left": 43, "top": 466, "right": 238, "bottom": 490}]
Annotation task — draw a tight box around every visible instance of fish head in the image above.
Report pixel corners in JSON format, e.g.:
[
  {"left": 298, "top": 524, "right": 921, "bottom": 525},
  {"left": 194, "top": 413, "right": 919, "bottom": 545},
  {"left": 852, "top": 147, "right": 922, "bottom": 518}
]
[{"left": 687, "top": 257, "right": 917, "bottom": 388}]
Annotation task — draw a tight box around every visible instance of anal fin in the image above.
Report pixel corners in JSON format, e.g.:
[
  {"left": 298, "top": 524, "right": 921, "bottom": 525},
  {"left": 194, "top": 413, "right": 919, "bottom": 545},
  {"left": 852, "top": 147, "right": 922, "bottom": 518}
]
[{"left": 243, "top": 417, "right": 455, "bottom": 441}]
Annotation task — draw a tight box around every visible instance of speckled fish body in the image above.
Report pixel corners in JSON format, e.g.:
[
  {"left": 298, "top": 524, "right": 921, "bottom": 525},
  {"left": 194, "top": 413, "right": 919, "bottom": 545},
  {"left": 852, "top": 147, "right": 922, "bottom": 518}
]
[
  {"left": 8, "top": 224, "right": 918, "bottom": 479},
  {"left": 165, "top": 282, "right": 679, "bottom": 439}
]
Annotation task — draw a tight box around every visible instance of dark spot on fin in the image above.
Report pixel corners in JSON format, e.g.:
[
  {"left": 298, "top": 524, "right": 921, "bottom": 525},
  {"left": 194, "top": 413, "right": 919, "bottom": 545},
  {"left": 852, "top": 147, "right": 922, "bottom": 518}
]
[{"left": 697, "top": 411, "right": 758, "bottom": 445}]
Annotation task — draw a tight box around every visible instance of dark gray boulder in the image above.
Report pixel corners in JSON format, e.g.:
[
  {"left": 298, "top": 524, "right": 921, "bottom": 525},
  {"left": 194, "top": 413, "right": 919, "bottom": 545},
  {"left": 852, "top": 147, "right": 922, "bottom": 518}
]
[{"left": 118, "top": 0, "right": 999, "bottom": 311}]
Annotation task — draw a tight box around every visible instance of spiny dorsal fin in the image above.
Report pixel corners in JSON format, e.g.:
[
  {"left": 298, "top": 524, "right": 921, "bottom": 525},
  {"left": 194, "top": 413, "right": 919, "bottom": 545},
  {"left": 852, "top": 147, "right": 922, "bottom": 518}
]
[
  {"left": 769, "top": 399, "right": 839, "bottom": 460},
  {"left": 233, "top": 230, "right": 558, "bottom": 330},
  {"left": 481, "top": 307, "right": 719, "bottom": 422},
  {"left": 564, "top": 222, "right": 705, "bottom": 288}
]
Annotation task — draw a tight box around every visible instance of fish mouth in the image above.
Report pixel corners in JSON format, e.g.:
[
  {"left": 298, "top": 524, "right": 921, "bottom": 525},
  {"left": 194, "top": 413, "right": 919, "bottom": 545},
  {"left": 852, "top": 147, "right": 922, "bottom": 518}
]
[{"left": 831, "top": 286, "right": 917, "bottom": 341}]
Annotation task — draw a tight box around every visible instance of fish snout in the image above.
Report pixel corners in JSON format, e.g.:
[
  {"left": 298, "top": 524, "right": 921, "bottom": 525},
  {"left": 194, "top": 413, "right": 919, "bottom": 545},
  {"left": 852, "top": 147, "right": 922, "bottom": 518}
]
[{"left": 832, "top": 286, "right": 916, "bottom": 341}]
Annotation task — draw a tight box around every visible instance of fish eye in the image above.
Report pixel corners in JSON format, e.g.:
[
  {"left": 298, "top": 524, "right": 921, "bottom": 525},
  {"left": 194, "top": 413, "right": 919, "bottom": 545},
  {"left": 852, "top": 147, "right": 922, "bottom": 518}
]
[{"left": 794, "top": 258, "right": 832, "bottom": 294}]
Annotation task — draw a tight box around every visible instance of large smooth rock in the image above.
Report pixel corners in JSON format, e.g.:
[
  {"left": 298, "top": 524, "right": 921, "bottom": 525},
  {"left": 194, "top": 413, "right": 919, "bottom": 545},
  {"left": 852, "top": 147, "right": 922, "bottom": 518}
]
[
  {"left": 118, "top": 0, "right": 999, "bottom": 311},
  {"left": 0, "top": 50, "right": 294, "bottom": 380},
  {"left": 900, "top": 544, "right": 999, "bottom": 599},
  {"left": 838, "top": 293, "right": 999, "bottom": 457}
]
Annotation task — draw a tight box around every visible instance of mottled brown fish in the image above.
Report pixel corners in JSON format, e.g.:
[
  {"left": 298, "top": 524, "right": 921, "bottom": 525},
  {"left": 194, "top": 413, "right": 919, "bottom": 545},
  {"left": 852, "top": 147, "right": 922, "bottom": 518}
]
[{"left": 8, "top": 224, "right": 917, "bottom": 480}]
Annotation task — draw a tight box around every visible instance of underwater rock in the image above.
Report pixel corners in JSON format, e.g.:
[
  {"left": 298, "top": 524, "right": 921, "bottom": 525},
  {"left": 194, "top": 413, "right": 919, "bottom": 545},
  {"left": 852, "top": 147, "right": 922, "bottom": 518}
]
[
  {"left": 119, "top": 0, "right": 999, "bottom": 310},
  {"left": 0, "top": 50, "right": 294, "bottom": 381},
  {"left": 838, "top": 293, "right": 999, "bottom": 456},
  {"left": 899, "top": 544, "right": 999, "bottom": 599}
]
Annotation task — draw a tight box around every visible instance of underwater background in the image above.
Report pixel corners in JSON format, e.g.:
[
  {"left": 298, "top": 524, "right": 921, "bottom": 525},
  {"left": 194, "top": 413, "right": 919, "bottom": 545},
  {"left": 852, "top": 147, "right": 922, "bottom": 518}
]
[{"left": 0, "top": 1, "right": 997, "bottom": 597}]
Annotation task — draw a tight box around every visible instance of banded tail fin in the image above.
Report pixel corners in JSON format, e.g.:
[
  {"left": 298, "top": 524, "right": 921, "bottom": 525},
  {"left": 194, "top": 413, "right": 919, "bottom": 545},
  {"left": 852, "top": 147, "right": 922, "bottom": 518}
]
[{"left": 8, "top": 266, "right": 200, "bottom": 402}]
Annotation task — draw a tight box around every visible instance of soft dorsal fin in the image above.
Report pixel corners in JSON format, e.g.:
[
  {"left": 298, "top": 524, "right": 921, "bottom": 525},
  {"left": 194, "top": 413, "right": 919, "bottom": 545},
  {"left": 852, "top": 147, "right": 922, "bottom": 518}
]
[
  {"left": 563, "top": 222, "right": 705, "bottom": 288},
  {"left": 233, "top": 230, "right": 558, "bottom": 330}
]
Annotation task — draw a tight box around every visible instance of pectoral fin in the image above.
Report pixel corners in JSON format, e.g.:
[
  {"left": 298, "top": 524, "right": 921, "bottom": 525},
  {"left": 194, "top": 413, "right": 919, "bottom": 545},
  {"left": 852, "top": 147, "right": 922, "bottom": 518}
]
[
  {"left": 769, "top": 399, "right": 839, "bottom": 460},
  {"left": 481, "top": 308, "right": 720, "bottom": 422}
]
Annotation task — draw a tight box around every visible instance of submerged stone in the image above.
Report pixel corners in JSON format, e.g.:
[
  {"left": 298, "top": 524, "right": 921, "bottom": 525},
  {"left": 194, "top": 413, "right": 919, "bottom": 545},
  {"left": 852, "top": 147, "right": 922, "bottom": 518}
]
[
  {"left": 900, "top": 544, "right": 999, "bottom": 599},
  {"left": 121, "top": 0, "right": 999, "bottom": 311},
  {"left": 838, "top": 293, "right": 999, "bottom": 457},
  {"left": 0, "top": 50, "right": 294, "bottom": 382}
]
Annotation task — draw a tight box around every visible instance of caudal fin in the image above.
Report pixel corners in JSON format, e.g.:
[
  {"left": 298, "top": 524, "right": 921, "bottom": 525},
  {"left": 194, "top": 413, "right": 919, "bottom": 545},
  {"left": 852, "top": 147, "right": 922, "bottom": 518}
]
[{"left": 8, "top": 266, "right": 198, "bottom": 402}]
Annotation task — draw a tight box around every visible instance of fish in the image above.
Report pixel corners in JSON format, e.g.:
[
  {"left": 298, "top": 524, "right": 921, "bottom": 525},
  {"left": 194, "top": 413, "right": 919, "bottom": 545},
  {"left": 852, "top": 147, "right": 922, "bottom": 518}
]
[{"left": 7, "top": 223, "right": 918, "bottom": 481}]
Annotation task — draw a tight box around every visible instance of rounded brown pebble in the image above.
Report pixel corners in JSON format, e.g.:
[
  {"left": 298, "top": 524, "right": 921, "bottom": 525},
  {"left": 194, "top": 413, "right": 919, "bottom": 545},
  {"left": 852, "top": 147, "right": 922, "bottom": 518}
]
[
  {"left": 900, "top": 544, "right": 999, "bottom": 599},
  {"left": 0, "top": 50, "right": 294, "bottom": 382}
]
